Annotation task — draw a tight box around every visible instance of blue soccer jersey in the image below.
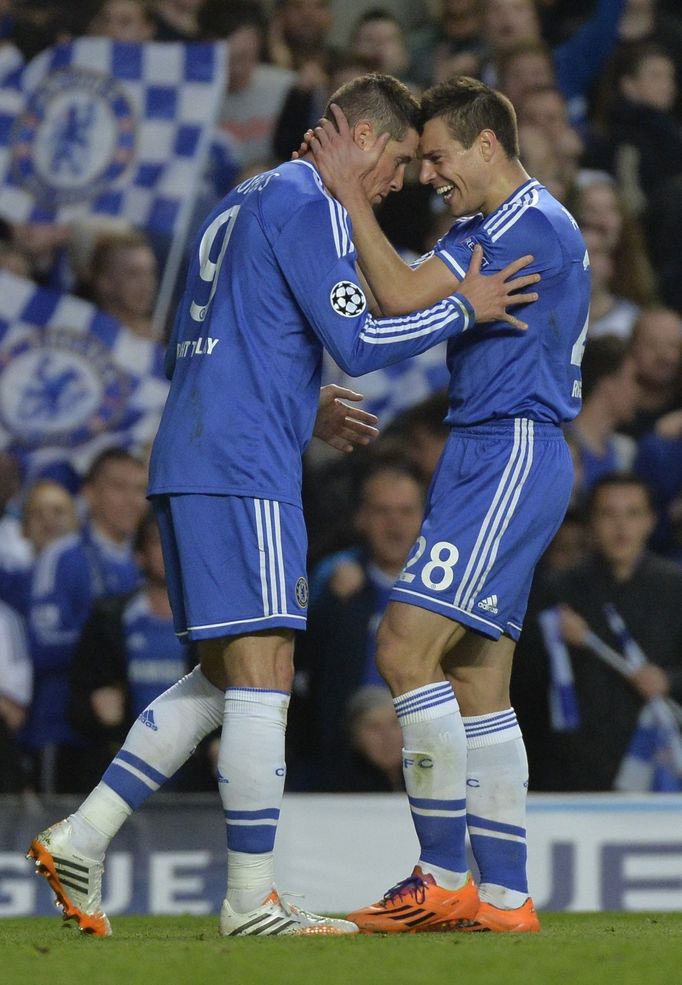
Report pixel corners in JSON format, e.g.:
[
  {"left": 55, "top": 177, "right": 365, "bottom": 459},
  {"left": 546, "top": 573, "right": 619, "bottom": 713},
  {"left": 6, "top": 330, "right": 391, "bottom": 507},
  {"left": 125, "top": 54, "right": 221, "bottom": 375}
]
[
  {"left": 148, "top": 160, "right": 477, "bottom": 506},
  {"left": 431, "top": 178, "right": 590, "bottom": 427}
]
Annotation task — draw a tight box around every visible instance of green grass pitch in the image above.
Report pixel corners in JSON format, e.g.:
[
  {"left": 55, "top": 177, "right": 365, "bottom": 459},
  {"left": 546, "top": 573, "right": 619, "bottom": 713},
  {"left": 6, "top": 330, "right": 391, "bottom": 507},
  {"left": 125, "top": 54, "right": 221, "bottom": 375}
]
[{"left": 2, "top": 914, "right": 682, "bottom": 985}]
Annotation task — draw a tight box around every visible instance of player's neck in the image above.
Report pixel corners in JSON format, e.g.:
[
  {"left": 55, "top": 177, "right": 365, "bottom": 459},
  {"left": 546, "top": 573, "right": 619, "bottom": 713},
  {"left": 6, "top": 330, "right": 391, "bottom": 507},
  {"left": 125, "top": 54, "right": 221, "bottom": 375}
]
[{"left": 482, "top": 160, "right": 531, "bottom": 216}]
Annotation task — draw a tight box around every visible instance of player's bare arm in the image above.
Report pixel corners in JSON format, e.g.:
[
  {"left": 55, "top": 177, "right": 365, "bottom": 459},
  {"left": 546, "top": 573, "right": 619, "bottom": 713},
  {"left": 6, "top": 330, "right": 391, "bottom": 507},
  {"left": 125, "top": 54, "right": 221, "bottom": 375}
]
[{"left": 305, "top": 106, "right": 539, "bottom": 321}]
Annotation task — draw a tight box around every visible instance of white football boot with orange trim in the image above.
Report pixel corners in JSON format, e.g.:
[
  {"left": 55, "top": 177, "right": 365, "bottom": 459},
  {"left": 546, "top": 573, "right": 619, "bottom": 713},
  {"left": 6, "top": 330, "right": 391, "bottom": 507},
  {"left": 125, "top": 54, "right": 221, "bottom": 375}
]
[{"left": 27, "top": 820, "right": 111, "bottom": 936}]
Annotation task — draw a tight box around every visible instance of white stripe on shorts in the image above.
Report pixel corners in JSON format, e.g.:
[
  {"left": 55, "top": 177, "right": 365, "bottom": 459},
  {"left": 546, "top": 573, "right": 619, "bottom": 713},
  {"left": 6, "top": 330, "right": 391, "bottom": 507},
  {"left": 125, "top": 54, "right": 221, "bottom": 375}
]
[
  {"left": 453, "top": 419, "right": 534, "bottom": 611},
  {"left": 254, "top": 499, "right": 288, "bottom": 617}
]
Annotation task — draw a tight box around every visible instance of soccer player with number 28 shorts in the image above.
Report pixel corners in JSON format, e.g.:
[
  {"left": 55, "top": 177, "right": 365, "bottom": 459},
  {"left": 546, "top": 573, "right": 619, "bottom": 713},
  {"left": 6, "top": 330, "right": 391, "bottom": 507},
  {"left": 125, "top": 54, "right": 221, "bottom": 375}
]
[
  {"left": 306, "top": 76, "right": 591, "bottom": 933},
  {"left": 26, "top": 74, "right": 539, "bottom": 938}
]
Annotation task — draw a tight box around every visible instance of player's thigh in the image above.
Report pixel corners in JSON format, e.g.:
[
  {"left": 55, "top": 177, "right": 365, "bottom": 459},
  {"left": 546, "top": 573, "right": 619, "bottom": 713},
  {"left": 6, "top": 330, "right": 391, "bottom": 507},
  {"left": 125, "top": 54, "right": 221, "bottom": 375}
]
[
  {"left": 152, "top": 493, "right": 310, "bottom": 641},
  {"left": 443, "top": 632, "right": 516, "bottom": 715}
]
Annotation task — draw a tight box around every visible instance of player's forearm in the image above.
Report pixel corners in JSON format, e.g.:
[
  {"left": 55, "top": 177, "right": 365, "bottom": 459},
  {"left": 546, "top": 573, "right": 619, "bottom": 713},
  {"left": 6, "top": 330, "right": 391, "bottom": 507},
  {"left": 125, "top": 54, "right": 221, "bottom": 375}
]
[
  {"left": 335, "top": 292, "right": 475, "bottom": 376},
  {"left": 342, "top": 188, "right": 428, "bottom": 316}
]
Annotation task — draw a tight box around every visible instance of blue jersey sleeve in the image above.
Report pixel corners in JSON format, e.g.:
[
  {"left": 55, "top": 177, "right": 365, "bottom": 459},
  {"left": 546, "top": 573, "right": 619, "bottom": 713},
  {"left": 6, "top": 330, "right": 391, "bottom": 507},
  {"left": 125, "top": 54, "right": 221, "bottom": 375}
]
[{"left": 272, "top": 198, "right": 476, "bottom": 376}]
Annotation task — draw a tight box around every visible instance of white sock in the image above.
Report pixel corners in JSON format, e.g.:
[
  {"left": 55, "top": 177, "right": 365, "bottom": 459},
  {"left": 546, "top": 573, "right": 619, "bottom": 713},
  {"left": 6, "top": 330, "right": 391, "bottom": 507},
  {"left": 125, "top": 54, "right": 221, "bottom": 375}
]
[
  {"left": 71, "top": 667, "right": 224, "bottom": 858},
  {"left": 220, "top": 687, "right": 289, "bottom": 913},
  {"left": 395, "top": 682, "right": 468, "bottom": 887},
  {"left": 464, "top": 709, "right": 530, "bottom": 908}
]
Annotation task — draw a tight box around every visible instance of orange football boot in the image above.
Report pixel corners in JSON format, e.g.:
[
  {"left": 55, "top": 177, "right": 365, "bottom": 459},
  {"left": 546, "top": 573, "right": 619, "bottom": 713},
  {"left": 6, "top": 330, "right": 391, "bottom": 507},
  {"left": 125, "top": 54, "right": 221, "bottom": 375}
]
[
  {"left": 346, "top": 867, "right": 479, "bottom": 934},
  {"left": 458, "top": 897, "right": 540, "bottom": 933}
]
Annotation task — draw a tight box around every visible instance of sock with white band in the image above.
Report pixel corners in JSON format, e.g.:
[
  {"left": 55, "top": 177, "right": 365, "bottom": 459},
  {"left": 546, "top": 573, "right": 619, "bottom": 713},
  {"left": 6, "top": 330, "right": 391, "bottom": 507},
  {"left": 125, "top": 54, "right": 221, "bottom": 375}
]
[
  {"left": 463, "top": 708, "right": 530, "bottom": 908},
  {"left": 395, "top": 681, "right": 468, "bottom": 888},
  {"left": 220, "top": 687, "right": 289, "bottom": 913},
  {"left": 69, "top": 667, "right": 224, "bottom": 860}
]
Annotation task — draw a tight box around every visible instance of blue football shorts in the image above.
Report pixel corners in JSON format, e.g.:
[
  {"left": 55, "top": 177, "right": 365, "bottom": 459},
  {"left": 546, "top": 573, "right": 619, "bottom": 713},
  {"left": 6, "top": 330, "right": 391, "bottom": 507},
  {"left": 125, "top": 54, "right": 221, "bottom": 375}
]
[
  {"left": 390, "top": 418, "right": 573, "bottom": 641},
  {"left": 152, "top": 493, "right": 309, "bottom": 641}
]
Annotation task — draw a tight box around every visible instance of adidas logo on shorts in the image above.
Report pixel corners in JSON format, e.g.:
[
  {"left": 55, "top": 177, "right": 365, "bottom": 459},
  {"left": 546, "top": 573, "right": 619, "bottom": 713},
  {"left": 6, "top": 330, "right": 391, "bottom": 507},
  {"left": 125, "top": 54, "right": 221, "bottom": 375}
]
[{"left": 477, "top": 594, "right": 499, "bottom": 615}]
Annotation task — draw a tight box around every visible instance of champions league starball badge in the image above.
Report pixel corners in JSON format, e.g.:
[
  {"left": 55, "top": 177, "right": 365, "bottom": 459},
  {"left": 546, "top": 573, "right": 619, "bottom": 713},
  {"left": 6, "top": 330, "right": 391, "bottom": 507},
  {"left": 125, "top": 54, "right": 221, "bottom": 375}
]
[
  {"left": 0, "top": 328, "right": 131, "bottom": 448},
  {"left": 10, "top": 67, "right": 136, "bottom": 207}
]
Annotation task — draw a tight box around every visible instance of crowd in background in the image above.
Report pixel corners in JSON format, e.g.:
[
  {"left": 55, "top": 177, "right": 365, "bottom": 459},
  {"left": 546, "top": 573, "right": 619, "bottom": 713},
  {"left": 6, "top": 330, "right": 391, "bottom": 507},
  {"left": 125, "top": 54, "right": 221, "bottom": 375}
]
[{"left": 1, "top": 0, "right": 682, "bottom": 797}]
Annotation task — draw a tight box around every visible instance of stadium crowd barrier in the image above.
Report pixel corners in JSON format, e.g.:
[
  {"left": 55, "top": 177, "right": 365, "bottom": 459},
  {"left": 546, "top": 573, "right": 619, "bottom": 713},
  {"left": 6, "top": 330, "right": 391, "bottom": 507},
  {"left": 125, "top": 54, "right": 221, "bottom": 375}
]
[{"left": 1, "top": 793, "right": 681, "bottom": 916}]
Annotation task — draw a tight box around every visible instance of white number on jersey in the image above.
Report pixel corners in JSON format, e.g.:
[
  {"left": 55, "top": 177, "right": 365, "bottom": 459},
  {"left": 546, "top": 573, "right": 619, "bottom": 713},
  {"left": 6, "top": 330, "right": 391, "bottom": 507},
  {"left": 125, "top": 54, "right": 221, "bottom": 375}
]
[
  {"left": 189, "top": 204, "right": 241, "bottom": 323},
  {"left": 570, "top": 313, "right": 589, "bottom": 367}
]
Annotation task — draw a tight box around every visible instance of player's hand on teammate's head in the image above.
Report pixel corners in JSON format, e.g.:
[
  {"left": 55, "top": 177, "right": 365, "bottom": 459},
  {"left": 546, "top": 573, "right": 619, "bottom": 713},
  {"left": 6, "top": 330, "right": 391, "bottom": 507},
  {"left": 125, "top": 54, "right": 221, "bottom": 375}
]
[
  {"left": 314, "top": 384, "right": 379, "bottom": 453},
  {"left": 296, "top": 104, "right": 390, "bottom": 200},
  {"left": 459, "top": 245, "right": 540, "bottom": 330}
]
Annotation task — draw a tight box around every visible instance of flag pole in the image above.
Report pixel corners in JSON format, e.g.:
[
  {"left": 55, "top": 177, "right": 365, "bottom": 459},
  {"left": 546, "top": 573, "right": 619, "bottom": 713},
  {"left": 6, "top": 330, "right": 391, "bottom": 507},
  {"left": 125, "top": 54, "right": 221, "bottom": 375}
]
[{"left": 152, "top": 42, "right": 228, "bottom": 339}]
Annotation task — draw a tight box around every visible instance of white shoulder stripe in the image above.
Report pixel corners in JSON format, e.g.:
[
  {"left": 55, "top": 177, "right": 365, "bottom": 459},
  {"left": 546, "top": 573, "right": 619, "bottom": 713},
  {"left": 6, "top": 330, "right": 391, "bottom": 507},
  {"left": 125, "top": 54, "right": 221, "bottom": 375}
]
[
  {"left": 489, "top": 189, "right": 540, "bottom": 242},
  {"left": 483, "top": 179, "right": 540, "bottom": 233},
  {"left": 438, "top": 249, "right": 467, "bottom": 278}
]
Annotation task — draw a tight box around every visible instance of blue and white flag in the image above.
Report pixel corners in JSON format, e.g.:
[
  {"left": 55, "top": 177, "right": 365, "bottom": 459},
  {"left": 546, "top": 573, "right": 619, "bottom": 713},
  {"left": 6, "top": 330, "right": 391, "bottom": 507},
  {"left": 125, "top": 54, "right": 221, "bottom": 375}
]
[
  {"left": 0, "top": 38, "right": 227, "bottom": 236},
  {"left": 538, "top": 606, "right": 580, "bottom": 732},
  {"left": 0, "top": 269, "right": 169, "bottom": 482},
  {"left": 604, "top": 604, "right": 682, "bottom": 792}
]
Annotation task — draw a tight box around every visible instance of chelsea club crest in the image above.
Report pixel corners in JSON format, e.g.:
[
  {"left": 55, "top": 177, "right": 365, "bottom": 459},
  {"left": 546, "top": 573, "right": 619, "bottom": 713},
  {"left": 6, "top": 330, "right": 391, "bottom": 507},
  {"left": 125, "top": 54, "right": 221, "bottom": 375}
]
[
  {"left": 0, "top": 327, "right": 131, "bottom": 448},
  {"left": 10, "top": 67, "right": 136, "bottom": 207}
]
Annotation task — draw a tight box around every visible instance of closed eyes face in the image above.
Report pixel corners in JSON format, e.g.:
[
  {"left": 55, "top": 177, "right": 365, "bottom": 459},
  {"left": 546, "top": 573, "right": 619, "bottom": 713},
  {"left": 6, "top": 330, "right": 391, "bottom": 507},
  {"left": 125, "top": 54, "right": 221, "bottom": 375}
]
[{"left": 364, "top": 129, "right": 419, "bottom": 205}]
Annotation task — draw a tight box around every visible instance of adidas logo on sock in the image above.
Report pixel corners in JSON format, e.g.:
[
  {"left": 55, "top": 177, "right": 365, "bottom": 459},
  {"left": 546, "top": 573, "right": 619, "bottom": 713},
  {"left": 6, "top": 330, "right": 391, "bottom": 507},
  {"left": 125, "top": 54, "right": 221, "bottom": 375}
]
[
  {"left": 477, "top": 594, "right": 499, "bottom": 614},
  {"left": 138, "top": 709, "right": 158, "bottom": 731}
]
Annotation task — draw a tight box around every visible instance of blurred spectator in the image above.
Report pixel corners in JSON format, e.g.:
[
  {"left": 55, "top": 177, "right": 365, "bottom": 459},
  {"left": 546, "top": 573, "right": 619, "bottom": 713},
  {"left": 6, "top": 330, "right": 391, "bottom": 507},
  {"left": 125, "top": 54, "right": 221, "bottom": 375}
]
[
  {"left": 635, "top": 408, "right": 682, "bottom": 558},
  {"left": 608, "top": 43, "right": 682, "bottom": 213},
  {"left": 407, "top": 0, "right": 485, "bottom": 90},
  {"left": 568, "top": 171, "right": 658, "bottom": 310},
  {"left": 0, "top": 597, "right": 31, "bottom": 793},
  {"left": 292, "top": 458, "right": 424, "bottom": 789},
  {"left": 8, "top": 222, "right": 71, "bottom": 291},
  {"left": 388, "top": 390, "right": 450, "bottom": 486},
  {"left": 0, "top": 451, "right": 31, "bottom": 574},
  {"left": 16, "top": 480, "right": 85, "bottom": 793},
  {"left": 16, "top": 451, "right": 146, "bottom": 792},
  {"left": 349, "top": 9, "right": 415, "bottom": 86},
  {"left": 69, "top": 510, "right": 198, "bottom": 790},
  {"left": 86, "top": 231, "right": 159, "bottom": 340},
  {"left": 625, "top": 306, "right": 682, "bottom": 438},
  {"left": 203, "top": 0, "right": 296, "bottom": 175},
  {"left": 517, "top": 86, "right": 584, "bottom": 194},
  {"left": 87, "top": 0, "right": 155, "bottom": 41},
  {"left": 617, "top": 0, "right": 682, "bottom": 103},
  {"left": 583, "top": 226, "right": 640, "bottom": 340},
  {"left": 567, "top": 336, "right": 639, "bottom": 495},
  {"left": 268, "top": 0, "right": 338, "bottom": 73},
  {"left": 480, "top": 0, "right": 627, "bottom": 131},
  {"left": 537, "top": 509, "right": 589, "bottom": 576},
  {"left": 515, "top": 473, "right": 682, "bottom": 791},
  {"left": 518, "top": 123, "right": 569, "bottom": 202},
  {"left": 80, "top": 448, "right": 148, "bottom": 595},
  {"left": 497, "top": 39, "right": 556, "bottom": 110},
  {"left": 151, "top": 0, "right": 206, "bottom": 41},
  {"left": 329, "top": 684, "right": 405, "bottom": 792},
  {"left": 0, "top": 239, "right": 31, "bottom": 278}
]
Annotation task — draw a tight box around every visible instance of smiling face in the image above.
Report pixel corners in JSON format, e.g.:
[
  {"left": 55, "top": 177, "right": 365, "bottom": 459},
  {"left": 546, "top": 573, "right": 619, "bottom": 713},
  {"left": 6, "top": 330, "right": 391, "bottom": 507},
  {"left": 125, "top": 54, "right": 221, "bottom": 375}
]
[
  {"left": 419, "top": 116, "right": 487, "bottom": 217},
  {"left": 360, "top": 128, "right": 419, "bottom": 206}
]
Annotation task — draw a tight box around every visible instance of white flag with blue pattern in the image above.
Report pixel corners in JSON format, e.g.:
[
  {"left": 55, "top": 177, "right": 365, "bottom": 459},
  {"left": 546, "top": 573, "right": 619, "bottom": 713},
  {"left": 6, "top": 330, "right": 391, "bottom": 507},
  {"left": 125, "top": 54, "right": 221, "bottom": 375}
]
[
  {"left": 0, "top": 38, "right": 227, "bottom": 236},
  {"left": 0, "top": 269, "right": 169, "bottom": 481}
]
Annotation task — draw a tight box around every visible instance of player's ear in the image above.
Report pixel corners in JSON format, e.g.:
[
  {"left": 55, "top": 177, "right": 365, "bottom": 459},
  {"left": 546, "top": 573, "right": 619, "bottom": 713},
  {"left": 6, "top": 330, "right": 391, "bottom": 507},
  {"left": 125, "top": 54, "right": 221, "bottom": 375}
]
[
  {"left": 478, "top": 129, "right": 496, "bottom": 162},
  {"left": 352, "top": 120, "right": 373, "bottom": 150}
]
